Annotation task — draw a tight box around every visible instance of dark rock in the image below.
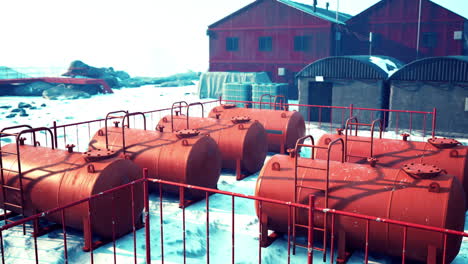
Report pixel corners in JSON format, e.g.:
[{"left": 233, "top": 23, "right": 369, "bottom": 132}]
[
  {"left": 30, "top": 106, "right": 38, "bottom": 110},
  {"left": 6, "top": 114, "right": 16, "bottom": 118},
  {"left": 11, "top": 108, "right": 21, "bottom": 113},
  {"left": 41, "top": 103, "right": 47, "bottom": 107},
  {"left": 13, "top": 81, "right": 55, "bottom": 96},
  {"left": 62, "top": 60, "right": 129, "bottom": 89},
  {"left": 0, "top": 105, "right": 12, "bottom": 109},
  {"left": 42, "top": 84, "right": 91, "bottom": 100},
  {"left": 18, "top": 102, "right": 32, "bottom": 108},
  {"left": 19, "top": 112, "right": 29, "bottom": 117}
]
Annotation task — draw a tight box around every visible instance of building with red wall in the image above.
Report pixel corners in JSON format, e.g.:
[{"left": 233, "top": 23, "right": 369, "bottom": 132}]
[
  {"left": 342, "top": 0, "right": 467, "bottom": 63},
  {"left": 207, "top": 0, "right": 351, "bottom": 99}
]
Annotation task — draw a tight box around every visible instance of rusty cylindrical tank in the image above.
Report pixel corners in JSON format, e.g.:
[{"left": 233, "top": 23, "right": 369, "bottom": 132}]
[
  {"left": 88, "top": 125, "right": 222, "bottom": 202},
  {"left": 209, "top": 104, "right": 305, "bottom": 153},
  {"left": 316, "top": 131, "right": 468, "bottom": 205},
  {"left": 255, "top": 151, "right": 465, "bottom": 262},
  {"left": 0, "top": 143, "right": 143, "bottom": 241},
  {"left": 157, "top": 114, "right": 267, "bottom": 180}
]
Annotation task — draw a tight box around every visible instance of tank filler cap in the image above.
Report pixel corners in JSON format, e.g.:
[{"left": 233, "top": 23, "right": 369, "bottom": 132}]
[
  {"left": 402, "top": 163, "right": 442, "bottom": 179},
  {"left": 175, "top": 129, "right": 200, "bottom": 139},
  {"left": 83, "top": 149, "right": 118, "bottom": 162},
  {"left": 221, "top": 104, "right": 237, "bottom": 109},
  {"left": 231, "top": 116, "right": 251, "bottom": 124},
  {"left": 427, "top": 137, "right": 461, "bottom": 149}
]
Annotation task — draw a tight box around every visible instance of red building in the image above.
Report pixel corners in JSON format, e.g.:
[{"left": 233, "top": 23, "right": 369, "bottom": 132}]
[
  {"left": 207, "top": 0, "right": 351, "bottom": 99},
  {"left": 342, "top": 0, "right": 468, "bottom": 63}
]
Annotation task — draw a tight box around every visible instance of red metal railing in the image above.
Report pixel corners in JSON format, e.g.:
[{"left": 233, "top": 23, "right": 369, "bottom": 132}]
[
  {"left": 219, "top": 98, "right": 437, "bottom": 139},
  {"left": 33, "top": 99, "right": 435, "bottom": 153},
  {"left": 1, "top": 168, "right": 467, "bottom": 264}
]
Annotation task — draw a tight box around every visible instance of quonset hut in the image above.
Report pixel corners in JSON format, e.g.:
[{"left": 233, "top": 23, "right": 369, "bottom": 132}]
[
  {"left": 296, "top": 55, "right": 402, "bottom": 123},
  {"left": 388, "top": 56, "right": 468, "bottom": 135}
]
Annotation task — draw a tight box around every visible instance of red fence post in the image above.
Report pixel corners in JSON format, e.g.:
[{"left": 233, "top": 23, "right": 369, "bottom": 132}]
[
  {"left": 432, "top": 107, "right": 437, "bottom": 138},
  {"left": 143, "top": 169, "right": 151, "bottom": 264},
  {"left": 308, "top": 195, "right": 315, "bottom": 264}
]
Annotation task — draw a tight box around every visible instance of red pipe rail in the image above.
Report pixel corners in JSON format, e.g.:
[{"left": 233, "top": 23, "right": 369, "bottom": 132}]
[
  {"left": 39, "top": 99, "right": 436, "bottom": 153},
  {"left": 1, "top": 169, "right": 467, "bottom": 264}
]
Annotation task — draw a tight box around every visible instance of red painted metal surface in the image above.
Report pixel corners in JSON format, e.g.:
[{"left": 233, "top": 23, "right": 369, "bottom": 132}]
[
  {"left": 316, "top": 131, "right": 468, "bottom": 205},
  {"left": 209, "top": 104, "right": 305, "bottom": 153},
  {"left": 208, "top": 0, "right": 336, "bottom": 98},
  {"left": 343, "top": 0, "right": 466, "bottom": 63},
  {"left": 0, "top": 77, "right": 113, "bottom": 94},
  {"left": 0, "top": 143, "right": 143, "bottom": 240},
  {"left": 158, "top": 114, "right": 268, "bottom": 180},
  {"left": 88, "top": 125, "right": 222, "bottom": 202},
  {"left": 255, "top": 148, "right": 465, "bottom": 262}
]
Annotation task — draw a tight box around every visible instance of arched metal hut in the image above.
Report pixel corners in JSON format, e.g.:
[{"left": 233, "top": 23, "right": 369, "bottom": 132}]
[
  {"left": 388, "top": 56, "right": 468, "bottom": 135},
  {"left": 296, "top": 55, "right": 402, "bottom": 123}
]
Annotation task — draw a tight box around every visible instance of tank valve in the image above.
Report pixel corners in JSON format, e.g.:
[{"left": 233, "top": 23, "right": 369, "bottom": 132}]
[
  {"left": 19, "top": 137, "right": 26, "bottom": 145},
  {"left": 367, "top": 157, "right": 378, "bottom": 167},
  {"left": 66, "top": 144, "right": 76, "bottom": 153},
  {"left": 113, "top": 121, "right": 120, "bottom": 128},
  {"left": 336, "top": 128, "right": 344, "bottom": 135},
  {"left": 287, "top": 148, "right": 296, "bottom": 158},
  {"left": 175, "top": 129, "right": 200, "bottom": 139},
  {"left": 231, "top": 116, "right": 251, "bottom": 124},
  {"left": 215, "top": 113, "right": 221, "bottom": 119},
  {"left": 401, "top": 133, "right": 410, "bottom": 141},
  {"left": 156, "top": 125, "right": 164, "bottom": 132}
]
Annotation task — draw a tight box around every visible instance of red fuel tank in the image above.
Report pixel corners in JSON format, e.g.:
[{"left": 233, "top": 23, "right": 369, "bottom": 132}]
[
  {"left": 255, "top": 148, "right": 465, "bottom": 262},
  {"left": 88, "top": 125, "right": 222, "bottom": 204},
  {"left": 209, "top": 104, "right": 305, "bottom": 153},
  {"left": 157, "top": 114, "right": 267, "bottom": 180},
  {"left": 0, "top": 143, "right": 143, "bottom": 242},
  {"left": 316, "top": 132, "right": 468, "bottom": 204}
]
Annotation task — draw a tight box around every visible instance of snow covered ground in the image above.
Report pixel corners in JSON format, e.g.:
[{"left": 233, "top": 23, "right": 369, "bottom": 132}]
[{"left": 1, "top": 83, "right": 468, "bottom": 263}]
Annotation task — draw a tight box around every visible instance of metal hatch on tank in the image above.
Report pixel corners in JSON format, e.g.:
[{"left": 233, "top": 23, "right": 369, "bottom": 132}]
[
  {"left": 0, "top": 126, "right": 143, "bottom": 251},
  {"left": 208, "top": 96, "right": 305, "bottom": 153},
  {"left": 315, "top": 116, "right": 468, "bottom": 206},
  {"left": 255, "top": 135, "right": 465, "bottom": 263},
  {"left": 157, "top": 101, "right": 268, "bottom": 180},
  {"left": 88, "top": 110, "right": 222, "bottom": 208}
]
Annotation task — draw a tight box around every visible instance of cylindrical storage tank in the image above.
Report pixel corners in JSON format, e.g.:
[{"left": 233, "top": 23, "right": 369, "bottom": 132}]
[
  {"left": 0, "top": 144, "right": 143, "bottom": 239},
  {"left": 255, "top": 154, "right": 465, "bottom": 263},
  {"left": 157, "top": 115, "right": 267, "bottom": 178},
  {"left": 89, "top": 127, "right": 222, "bottom": 200},
  {"left": 316, "top": 134, "right": 468, "bottom": 204},
  {"left": 209, "top": 104, "right": 305, "bottom": 153}
]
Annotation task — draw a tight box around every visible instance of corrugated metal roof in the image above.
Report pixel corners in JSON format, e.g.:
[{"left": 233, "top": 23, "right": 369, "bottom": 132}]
[
  {"left": 296, "top": 56, "right": 403, "bottom": 80},
  {"left": 209, "top": 0, "right": 351, "bottom": 28},
  {"left": 278, "top": 0, "right": 352, "bottom": 24},
  {"left": 389, "top": 56, "right": 468, "bottom": 82}
]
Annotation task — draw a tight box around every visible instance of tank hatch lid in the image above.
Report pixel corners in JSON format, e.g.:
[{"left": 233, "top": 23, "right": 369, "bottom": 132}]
[
  {"left": 231, "top": 116, "right": 251, "bottom": 124},
  {"left": 221, "top": 103, "right": 237, "bottom": 109},
  {"left": 175, "top": 129, "right": 200, "bottom": 138},
  {"left": 402, "top": 163, "right": 442, "bottom": 179},
  {"left": 83, "top": 149, "right": 118, "bottom": 162},
  {"left": 427, "top": 137, "right": 461, "bottom": 149}
]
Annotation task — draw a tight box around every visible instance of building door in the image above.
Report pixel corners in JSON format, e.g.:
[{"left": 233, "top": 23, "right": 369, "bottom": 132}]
[{"left": 308, "top": 81, "right": 333, "bottom": 122}]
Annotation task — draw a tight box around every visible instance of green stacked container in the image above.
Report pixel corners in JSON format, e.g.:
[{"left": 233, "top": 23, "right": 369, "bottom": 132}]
[
  {"left": 222, "top": 82, "right": 253, "bottom": 107},
  {"left": 252, "top": 83, "right": 289, "bottom": 109}
]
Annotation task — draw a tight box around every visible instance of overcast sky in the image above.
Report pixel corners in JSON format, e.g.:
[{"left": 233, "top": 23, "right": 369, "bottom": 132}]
[{"left": 0, "top": 0, "right": 466, "bottom": 77}]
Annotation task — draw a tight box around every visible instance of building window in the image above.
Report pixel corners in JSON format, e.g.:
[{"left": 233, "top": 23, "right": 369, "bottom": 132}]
[
  {"left": 422, "top": 32, "right": 437, "bottom": 48},
  {"left": 226, "top": 37, "right": 238, "bottom": 51},
  {"left": 259, "top": 37, "right": 272, "bottom": 52},
  {"left": 294, "top": 36, "right": 310, "bottom": 51}
]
